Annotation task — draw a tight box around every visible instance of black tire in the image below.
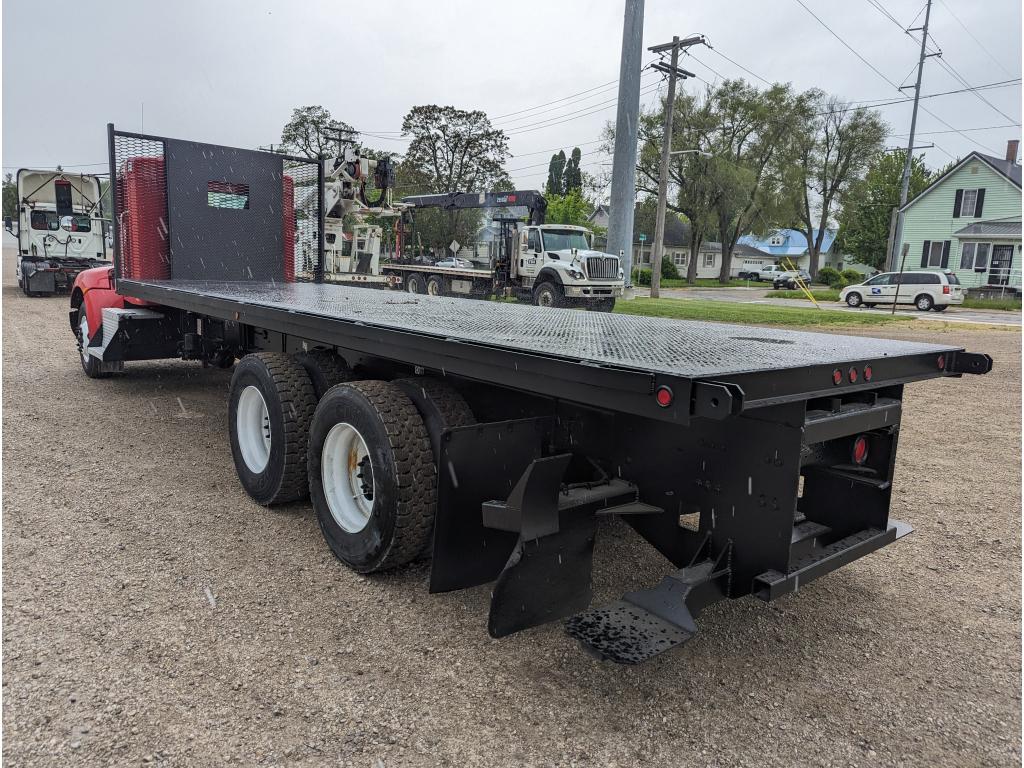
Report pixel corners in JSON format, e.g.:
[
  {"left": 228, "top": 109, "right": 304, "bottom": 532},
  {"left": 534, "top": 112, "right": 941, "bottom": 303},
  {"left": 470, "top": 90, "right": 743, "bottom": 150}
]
[
  {"left": 425, "top": 274, "right": 446, "bottom": 297},
  {"left": 406, "top": 273, "right": 425, "bottom": 294},
  {"left": 533, "top": 281, "right": 566, "bottom": 308},
  {"left": 864, "top": 303, "right": 876, "bottom": 308},
  {"left": 915, "top": 294, "right": 934, "bottom": 311},
  {"left": 308, "top": 380, "right": 435, "bottom": 573},
  {"left": 293, "top": 347, "right": 352, "bottom": 400},
  {"left": 75, "top": 304, "right": 111, "bottom": 379},
  {"left": 845, "top": 292, "right": 863, "bottom": 308},
  {"left": 228, "top": 353, "right": 316, "bottom": 506},
  {"left": 589, "top": 298, "right": 616, "bottom": 312},
  {"left": 933, "top": 305, "right": 948, "bottom": 312}
]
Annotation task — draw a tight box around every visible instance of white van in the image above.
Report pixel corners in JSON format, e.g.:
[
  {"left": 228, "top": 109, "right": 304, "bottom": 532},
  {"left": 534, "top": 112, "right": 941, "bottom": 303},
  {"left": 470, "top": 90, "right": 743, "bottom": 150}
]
[{"left": 839, "top": 270, "right": 964, "bottom": 312}]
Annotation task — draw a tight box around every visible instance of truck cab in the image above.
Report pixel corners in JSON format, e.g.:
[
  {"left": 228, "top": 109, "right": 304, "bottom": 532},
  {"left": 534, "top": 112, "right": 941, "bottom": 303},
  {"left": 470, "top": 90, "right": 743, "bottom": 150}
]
[
  {"left": 515, "top": 224, "right": 624, "bottom": 309},
  {"left": 6, "top": 170, "right": 108, "bottom": 296}
]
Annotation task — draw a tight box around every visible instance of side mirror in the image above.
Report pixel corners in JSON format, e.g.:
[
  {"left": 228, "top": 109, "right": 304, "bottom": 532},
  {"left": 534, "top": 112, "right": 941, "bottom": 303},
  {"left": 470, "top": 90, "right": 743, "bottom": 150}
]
[
  {"left": 59, "top": 215, "right": 75, "bottom": 232},
  {"left": 3, "top": 217, "right": 12, "bottom": 234}
]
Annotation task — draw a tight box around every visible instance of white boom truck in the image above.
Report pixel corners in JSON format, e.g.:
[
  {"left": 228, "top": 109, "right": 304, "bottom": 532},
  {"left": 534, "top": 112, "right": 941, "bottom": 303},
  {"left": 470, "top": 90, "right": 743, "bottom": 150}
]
[
  {"left": 5, "top": 169, "right": 109, "bottom": 296},
  {"left": 300, "top": 147, "right": 624, "bottom": 310}
]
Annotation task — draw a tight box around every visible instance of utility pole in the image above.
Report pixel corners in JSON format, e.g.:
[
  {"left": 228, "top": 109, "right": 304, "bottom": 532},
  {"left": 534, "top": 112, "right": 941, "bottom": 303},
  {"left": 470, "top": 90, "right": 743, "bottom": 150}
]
[
  {"left": 606, "top": 0, "right": 645, "bottom": 292},
  {"left": 647, "top": 35, "right": 703, "bottom": 298},
  {"left": 887, "top": 0, "right": 936, "bottom": 272}
]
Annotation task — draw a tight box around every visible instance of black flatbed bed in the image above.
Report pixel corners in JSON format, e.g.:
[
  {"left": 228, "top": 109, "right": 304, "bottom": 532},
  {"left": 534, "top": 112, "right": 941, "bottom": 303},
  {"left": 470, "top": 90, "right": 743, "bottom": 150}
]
[{"left": 119, "top": 278, "right": 964, "bottom": 422}]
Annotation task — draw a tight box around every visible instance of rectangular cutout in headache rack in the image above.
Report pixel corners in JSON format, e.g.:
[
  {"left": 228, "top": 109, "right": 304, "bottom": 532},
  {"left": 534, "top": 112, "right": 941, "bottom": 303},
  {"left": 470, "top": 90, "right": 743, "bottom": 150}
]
[{"left": 107, "top": 123, "right": 326, "bottom": 286}]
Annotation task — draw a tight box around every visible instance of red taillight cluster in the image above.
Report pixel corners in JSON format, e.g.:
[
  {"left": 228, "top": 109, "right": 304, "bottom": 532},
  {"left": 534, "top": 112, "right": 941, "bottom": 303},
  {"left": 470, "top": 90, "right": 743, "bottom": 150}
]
[
  {"left": 937, "top": 354, "right": 946, "bottom": 370},
  {"left": 832, "top": 369, "right": 843, "bottom": 385},
  {"left": 863, "top": 365, "right": 873, "bottom": 382},
  {"left": 848, "top": 367, "right": 858, "bottom": 383},
  {"left": 943, "top": 285, "right": 950, "bottom": 294},
  {"left": 852, "top": 434, "right": 869, "bottom": 465}
]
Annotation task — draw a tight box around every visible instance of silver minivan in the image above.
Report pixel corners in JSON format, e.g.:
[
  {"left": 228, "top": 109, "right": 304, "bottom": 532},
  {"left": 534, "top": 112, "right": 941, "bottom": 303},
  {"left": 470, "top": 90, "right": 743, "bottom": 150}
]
[{"left": 840, "top": 270, "right": 964, "bottom": 312}]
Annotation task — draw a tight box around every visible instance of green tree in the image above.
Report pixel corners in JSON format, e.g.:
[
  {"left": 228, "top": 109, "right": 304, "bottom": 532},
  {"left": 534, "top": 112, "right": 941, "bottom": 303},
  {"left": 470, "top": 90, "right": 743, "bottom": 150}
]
[
  {"left": 836, "top": 149, "right": 931, "bottom": 270},
  {"left": 281, "top": 105, "right": 357, "bottom": 158},
  {"left": 784, "top": 93, "right": 888, "bottom": 276},
  {"left": 563, "top": 147, "right": 583, "bottom": 193},
  {"left": 545, "top": 150, "right": 566, "bottom": 195},
  {"left": 544, "top": 189, "right": 591, "bottom": 227},
  {"left": 399, "top": 105, "right": 510, "bottom": 250},
  {"left": 2, "top": 173, "right": 17, "bottom": 220}
]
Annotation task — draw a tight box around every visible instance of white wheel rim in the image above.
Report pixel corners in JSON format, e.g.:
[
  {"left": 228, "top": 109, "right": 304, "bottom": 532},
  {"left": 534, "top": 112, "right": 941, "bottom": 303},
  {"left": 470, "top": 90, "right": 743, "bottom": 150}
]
[
  {"left": 538, "top": 289, "right": 553, "bottom": 307},
  {"left": 321, "top": 422, "right": 374, "bottom": 533},
  {"left": 427, "top": 280, "right": 440, "bottom": 295},
  {"left": 237, "top": 385, "right": 272, "bottom": 473},
  {"left": 79, "top": 313, "right": 90, "bottom": 363}
]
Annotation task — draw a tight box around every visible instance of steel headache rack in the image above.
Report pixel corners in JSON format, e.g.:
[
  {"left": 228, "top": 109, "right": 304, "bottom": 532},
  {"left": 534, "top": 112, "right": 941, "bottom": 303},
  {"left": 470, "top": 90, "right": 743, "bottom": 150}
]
[{"left": 70, "top": 127, "right": 992, "bottom": 664}]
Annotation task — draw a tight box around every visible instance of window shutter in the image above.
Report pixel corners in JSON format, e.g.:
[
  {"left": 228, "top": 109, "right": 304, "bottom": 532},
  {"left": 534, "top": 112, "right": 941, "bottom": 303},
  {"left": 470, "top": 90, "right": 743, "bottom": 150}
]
[
  {"left": 921, "top": 240, "right": 931, "bottom": 268},
  {"left": 953, "top": 189, "right": 963, "bottom": 218},
  {"left": 940, "top": 241, "right": 951, "bottom": 268},
  {"left": 974, "top": 188, "right": 985, "bottom": 217}
]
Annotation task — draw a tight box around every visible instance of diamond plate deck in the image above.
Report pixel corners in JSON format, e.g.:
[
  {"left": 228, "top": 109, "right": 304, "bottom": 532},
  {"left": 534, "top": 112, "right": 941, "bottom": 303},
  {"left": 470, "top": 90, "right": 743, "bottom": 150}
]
[{"left": 120, "top": 279, "right": 958, "bottom": 380}]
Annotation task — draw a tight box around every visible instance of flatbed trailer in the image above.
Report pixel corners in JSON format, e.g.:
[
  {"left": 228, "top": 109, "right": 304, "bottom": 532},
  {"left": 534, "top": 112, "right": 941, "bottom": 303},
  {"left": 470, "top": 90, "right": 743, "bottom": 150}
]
[{"left": 70, "top": 127, "right": 993, "bottom": 664}]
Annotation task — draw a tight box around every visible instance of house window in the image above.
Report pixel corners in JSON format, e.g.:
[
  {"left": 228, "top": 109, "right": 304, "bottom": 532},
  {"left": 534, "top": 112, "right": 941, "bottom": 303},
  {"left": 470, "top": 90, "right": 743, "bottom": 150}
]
[
  {"left": 673, "top": 252, "right": 687, "bottom": 266},
  {"left": 769, "top": 234, "right": 784, "bottom": 246},
  {"left": 961, "top": 242, "right": 990, "bottom": 271},
  {"left": 959, "top": 189, "right": 978, "bottom": 217},
  {"left": 927, "top": 241, "right": 945, "bottom": 267},
  {"left": 703, "top": 253, "right": 715, "bottom": 267}
]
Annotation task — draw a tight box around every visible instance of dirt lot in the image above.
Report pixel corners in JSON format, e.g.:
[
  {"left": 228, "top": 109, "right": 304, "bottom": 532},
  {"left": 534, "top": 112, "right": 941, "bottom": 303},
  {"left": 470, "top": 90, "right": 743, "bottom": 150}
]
[{"left": 3, "top": 255, "right": 1020, "bottom": 767}]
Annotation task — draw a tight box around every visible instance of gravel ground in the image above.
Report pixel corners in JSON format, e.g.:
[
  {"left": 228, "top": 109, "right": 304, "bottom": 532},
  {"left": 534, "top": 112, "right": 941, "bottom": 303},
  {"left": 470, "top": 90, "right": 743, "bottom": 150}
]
[{"left": 3, "top": 254, "right": 1020, "bottom": 767}]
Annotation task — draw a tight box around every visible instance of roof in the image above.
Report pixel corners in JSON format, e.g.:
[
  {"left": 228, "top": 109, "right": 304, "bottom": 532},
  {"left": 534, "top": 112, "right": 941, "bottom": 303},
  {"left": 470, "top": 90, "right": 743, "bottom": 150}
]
[
  {"left": 736, "top": 228, "right": 837, "bottom": 257},
  {"left": 953, "top": 220, "right": 1022, "bottom": 238},
  {"left": 900, "top": 151, "right": 1022, "bottom": 212}
]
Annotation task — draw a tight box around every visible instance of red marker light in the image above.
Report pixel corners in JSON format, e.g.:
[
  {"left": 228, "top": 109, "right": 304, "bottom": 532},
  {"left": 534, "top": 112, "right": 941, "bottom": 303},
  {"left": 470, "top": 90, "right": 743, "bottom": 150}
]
[
  {"left": 852, "top": 435, "right": 869, "bottom": 465},
  {"left": 832, "top": 369, "right": 843, "bottom": 385},
  {"left": 655, "top": 385, "right": 674, "bottom": 407},
  {"left": 848, "top": 367, "right": 859, "bottom": 384},
  {"left": 863, "top": 365, "right": 873, "bottom": 382},
  {"left": 937, "top": 354, "right": 946, "bottom": 370}
]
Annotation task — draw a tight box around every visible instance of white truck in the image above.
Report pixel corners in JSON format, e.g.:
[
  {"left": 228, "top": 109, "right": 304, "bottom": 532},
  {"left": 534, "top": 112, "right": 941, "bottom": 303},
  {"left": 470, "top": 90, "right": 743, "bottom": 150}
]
[
  {"left": 5, "top": 169, "right": 109, "bottom": 296},
  {"left": 300, "top": 148, "right": 624, "bottom": 310}
]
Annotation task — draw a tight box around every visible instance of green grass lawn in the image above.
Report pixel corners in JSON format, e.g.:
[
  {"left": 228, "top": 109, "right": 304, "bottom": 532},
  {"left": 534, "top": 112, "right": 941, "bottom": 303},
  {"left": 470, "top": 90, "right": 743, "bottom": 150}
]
[
  {"left": 960, "top": 296, "right": 1022, "bottom": 311},
  {"left": 765, "top": 289, "right": 842, "bottom": 301},
  {"left": 664, "top": 278, "right": 764, "bottom": 288},
  {"left": 614, "top": 297, "right": 913, "bottom": 327}
]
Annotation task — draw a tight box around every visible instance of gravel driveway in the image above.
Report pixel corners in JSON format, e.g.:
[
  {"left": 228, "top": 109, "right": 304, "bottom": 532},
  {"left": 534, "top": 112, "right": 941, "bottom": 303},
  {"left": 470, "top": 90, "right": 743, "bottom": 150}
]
[{"left": 3, "top": 256, "right": 1020, "bottom": 767}]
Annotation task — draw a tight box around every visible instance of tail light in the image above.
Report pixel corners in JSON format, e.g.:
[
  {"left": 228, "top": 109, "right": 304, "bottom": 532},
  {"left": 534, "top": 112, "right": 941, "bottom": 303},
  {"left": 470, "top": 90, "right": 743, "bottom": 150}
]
[
  {"left": 943, "top": 285, "right": 950, "bottom": 294},
  {"left": 852, "top": 435, "right": 869, "bottom": 465},
  {"left": 655, "top": 385, "right": 674, "bottom": 408}
]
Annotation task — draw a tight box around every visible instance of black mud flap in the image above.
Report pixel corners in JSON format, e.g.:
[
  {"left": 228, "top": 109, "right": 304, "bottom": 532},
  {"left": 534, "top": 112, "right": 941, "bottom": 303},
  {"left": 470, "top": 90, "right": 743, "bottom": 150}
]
[
  {"left": 566, "top": 541, "right": 731, "bottom": 664},
  {"left": 430, "top": 417, "right": 554, "bottom": 593}
]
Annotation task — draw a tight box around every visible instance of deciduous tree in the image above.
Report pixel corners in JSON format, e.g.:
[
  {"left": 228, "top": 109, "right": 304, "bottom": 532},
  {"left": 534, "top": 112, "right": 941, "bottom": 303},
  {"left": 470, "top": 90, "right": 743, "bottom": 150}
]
[{"left": 280, "top": 106, "right": 357, "bottom": 158}]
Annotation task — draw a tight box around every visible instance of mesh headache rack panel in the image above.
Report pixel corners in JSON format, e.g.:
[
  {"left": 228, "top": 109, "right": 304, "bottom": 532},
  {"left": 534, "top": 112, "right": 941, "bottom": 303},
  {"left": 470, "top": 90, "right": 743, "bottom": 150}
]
[{"left": 110, "top": 128, "right": 323, "bottom": 285}]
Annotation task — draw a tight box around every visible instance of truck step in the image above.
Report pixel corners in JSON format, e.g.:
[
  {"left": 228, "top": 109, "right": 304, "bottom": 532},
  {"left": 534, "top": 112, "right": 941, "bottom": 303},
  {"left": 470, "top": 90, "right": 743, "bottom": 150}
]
[{"left": 566, "top": 549, "right": 730, "bottom": 664}]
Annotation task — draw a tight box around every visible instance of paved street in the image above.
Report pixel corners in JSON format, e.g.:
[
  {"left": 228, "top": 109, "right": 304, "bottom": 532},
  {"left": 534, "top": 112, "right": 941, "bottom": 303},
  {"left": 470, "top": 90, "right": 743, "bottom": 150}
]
[{"left": 633, "top": 285, "right": 1022, "bottom": 326}]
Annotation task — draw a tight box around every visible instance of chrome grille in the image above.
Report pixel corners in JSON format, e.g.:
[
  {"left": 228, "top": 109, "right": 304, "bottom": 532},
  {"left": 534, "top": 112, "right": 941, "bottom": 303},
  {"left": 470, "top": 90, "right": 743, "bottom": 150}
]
[{"left": 586, "top": 256, "right": 620, "bottom": 280}]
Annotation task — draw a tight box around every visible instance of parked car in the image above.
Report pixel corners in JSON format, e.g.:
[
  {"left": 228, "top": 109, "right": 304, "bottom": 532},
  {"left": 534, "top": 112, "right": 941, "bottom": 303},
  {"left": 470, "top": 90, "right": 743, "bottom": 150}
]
[
  {"left": 839, "top": 270, "right": 964, "bottom": 311},
  {"left": 773, "top": 269, "right": 812, "bottom": 290}
]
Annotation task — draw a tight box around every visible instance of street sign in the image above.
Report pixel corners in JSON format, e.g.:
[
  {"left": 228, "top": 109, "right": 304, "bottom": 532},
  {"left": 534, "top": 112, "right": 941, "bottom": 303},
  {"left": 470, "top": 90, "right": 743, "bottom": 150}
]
[
  {"left": 450, "top": 240, "right": 461, "bottom": 254},
  {"left": 638, "top": 234, "right": 647, "bottom": 242}
]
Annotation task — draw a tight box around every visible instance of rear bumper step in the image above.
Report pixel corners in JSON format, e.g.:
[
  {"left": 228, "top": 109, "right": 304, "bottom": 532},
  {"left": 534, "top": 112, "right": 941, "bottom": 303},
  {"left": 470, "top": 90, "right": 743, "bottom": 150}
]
[{"left": 753, "top": 519, "right": 912, "bottom": 601}]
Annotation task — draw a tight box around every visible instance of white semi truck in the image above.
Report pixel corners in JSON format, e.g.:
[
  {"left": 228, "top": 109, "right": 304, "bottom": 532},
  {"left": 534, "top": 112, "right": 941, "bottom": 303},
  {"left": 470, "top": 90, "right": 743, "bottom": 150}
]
[{"left": 5, "top": 169, "right": 109, "bottom": 296}]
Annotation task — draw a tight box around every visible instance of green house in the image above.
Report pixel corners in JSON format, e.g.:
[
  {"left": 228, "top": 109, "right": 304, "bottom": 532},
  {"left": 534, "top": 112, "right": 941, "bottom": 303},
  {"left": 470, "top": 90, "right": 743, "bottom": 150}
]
[{"left": 897, "top": 142, "right": 1021, "bottom": 294}]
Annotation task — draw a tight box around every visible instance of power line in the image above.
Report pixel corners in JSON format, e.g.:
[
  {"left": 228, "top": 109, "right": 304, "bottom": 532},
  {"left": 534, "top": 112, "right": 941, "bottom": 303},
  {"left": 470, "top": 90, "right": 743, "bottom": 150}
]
[
  {"left": 892, "top": 121, "right": 1021, "bottom": 138},
  {"left": 792, "top": 0, "right": 1004, "bottom": 154},
  {"left": 706, "top": 48, "right": 773, "bottom": 86},
  {"left": 922, "top": 42, "right": 1021, "bottom": 124},
  {"left": 935, "top": 0, "right": 1017, "bottom": 79}
]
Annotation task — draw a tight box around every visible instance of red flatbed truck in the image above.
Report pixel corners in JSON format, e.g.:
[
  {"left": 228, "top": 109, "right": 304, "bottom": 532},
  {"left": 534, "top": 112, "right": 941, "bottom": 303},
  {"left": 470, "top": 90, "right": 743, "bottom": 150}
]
[{"left": 69, "top": 126, "right": 992, "bottom": 664}]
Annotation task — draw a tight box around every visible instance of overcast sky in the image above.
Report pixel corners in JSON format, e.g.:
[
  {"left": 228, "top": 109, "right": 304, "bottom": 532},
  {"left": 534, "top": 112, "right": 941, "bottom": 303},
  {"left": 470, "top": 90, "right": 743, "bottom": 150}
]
[{"left": 3, "top": 0, "right": 1021, "bottom": 191}]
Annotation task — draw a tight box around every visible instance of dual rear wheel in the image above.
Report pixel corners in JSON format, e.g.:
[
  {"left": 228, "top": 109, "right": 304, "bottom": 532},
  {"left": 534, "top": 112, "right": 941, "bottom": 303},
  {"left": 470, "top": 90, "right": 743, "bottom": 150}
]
[{"left": 228, "top": 351, "right": 474, "bottom": 573}]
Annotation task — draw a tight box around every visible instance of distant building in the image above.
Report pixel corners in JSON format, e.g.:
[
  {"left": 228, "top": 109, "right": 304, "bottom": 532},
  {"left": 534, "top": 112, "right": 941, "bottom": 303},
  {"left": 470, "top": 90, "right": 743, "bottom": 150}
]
[
  {"left": 895, "top": 140, "right": 1021, "bottom": 294},
  {"left": 737, "top": 229, "right": 868, "bottom": 275}
]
